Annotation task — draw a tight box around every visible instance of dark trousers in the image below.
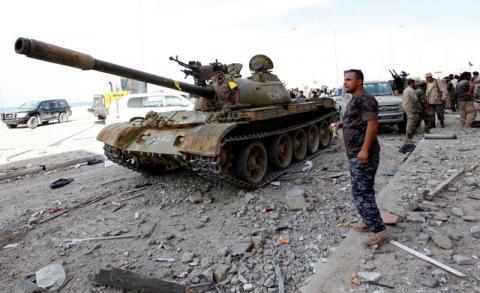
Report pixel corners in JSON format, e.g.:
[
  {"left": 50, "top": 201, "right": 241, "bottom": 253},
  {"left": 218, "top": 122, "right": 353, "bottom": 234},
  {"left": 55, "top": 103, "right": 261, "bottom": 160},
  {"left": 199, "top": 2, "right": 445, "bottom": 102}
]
[
  {"left": 348, "top": 153, "right": 385, "bottom": 233},
  {"left": 430, "top": 104, "right": 445, "bottom": 125}
]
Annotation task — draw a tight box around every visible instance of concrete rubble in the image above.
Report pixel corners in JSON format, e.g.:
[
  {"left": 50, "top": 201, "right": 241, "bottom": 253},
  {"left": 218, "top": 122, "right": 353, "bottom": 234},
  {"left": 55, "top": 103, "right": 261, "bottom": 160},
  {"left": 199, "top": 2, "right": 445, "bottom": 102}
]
[{"left": 1, "top": 115, "right": 479, "bottom": 292}]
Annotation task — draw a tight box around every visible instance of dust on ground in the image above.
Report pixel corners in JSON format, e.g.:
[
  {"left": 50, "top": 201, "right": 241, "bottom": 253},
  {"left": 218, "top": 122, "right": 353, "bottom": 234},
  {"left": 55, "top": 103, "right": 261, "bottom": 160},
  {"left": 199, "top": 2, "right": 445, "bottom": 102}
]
[{"left": 0, "top": 108, "right": 408, "bottom": 292}]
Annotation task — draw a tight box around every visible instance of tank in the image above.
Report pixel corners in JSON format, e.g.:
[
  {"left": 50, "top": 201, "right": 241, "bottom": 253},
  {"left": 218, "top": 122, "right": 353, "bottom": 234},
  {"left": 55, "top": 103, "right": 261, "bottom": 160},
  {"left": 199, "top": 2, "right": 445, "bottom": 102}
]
[{"left": 15, "top": 37, "right": 337, "bottom": 188}]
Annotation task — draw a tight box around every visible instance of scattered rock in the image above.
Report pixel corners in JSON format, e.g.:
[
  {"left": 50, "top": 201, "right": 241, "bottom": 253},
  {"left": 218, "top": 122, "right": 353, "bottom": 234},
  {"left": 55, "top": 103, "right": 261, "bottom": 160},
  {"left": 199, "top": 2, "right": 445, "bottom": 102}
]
[
  {"left": 451, "top": 207, "right": 464, "bottom": 217},
  {"left": 357, "top": 271, "right": 382, "bottom": 282},
  {"left": 285, "top": 186, "right": 308, "bottom": 211},
  {"left": 471, "top": 225, "right": 480, "bottom": 238},
  {"left": 181, "top": 252, "right": 194, "bottom": 263},
  {"left": 407, "top": 212, "right": 425, "bottom": 223},
  {"left": 416, "top": 273, "right": 439, "bottom": 288},
  {"left": 453, "top": 254, "right": 476, "bottom": 265},
  {"left": 463, "top": 215, "right": 477, "bottom": 222},
  {"left": 188, "top": 193, "right": 203, "bottom": 204},
  {"left": 263, "top": 275, "right": 275, "bottom": 288},
  {"left": 35, "top": 263, "right": 66, "bottom": 291},
  {"left": 200, "top": 257, "right": 213, "bottom": 268},
  {"left": 213, "top": 264, "right": 230, "bottom": 283},
  {"left": 433, "top": 213, "right": 448, "bottom": 222},
  {"left": 431, "top": 235, "right": 453, "bottom": 250},
  {"left": 199, "top": 216, "right": 209, "bottom": 224},
  {"left": 467, "top": 194, "right": 480, "bottom": 200},
  {"left": 422, "top": 247, "right": 433, "bottom": 256},
  {"left": 229, "top": 240, "right": 253, "bottom": 256},
  {"left": 201, "top": 267, "right": 214, "bottom": 283},
  {"left": 243, "top": 283, "right": 254, "bottom": 291},
  {"left": 380, "top": 212, "right": 400, "bottom": 224}
]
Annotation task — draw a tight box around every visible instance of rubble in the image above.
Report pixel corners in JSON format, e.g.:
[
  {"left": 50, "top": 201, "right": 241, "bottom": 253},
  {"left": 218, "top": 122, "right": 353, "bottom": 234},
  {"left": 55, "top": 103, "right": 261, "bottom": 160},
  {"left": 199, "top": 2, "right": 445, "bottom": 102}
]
[
  {"left": 431, "top": 234, "right": 453, "bottom": 249},
  {"left": 453, "top": 254, "right": 476, "bottom": 265},
  {"left": 35, "top": 263, "right": 66, "bottom": 291}
]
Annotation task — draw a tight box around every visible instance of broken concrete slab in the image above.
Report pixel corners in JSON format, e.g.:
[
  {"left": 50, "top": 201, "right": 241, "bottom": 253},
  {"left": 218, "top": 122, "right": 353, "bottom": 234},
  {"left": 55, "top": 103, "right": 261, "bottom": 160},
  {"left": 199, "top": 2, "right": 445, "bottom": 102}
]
[
  {"left": 380, "top": 212, "right": 400, "bottom": 224},
  {"left": 229, "top": 240, "right": 253, "bottom": 256},
  {"left": 357, "top": 271, "right": 382, "bottom": 282},
  {"left": 35, "top": 263, "right": 66, "bottom": 291},
  {"left": 406, "top": 212, "right": 426, "bottom": 223},
  {"left": 453, "top": 255, "right": 476, "bottom": 265}
]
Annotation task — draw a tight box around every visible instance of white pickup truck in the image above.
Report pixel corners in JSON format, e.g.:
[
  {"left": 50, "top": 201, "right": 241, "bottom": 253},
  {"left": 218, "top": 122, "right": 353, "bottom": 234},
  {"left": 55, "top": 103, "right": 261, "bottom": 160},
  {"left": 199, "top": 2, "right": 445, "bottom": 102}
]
[{"left": 334, "top": 81, "right": 407, "bottom": 133}]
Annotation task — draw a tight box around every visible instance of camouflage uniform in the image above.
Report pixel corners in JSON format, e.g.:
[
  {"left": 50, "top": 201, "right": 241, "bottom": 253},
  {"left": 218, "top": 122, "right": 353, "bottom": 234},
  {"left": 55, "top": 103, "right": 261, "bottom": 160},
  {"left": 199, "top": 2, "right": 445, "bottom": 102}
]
[
  {"left": 426, "top": 79, "right": 448, "bottom": 126},
  {"left": 402, "top": 86, "right": 422, "bottom": 142},
  {"left": 456, "top": 79, "right": 477, "bottom": 128},
  {"left": 415, "top": 87, "right": 434, "bottom": 133},
  {"left": 210, "top": 74, "right": 238, "bottom": 111},
  {"left": 342, "top": 90, "right": 385, "bottom": 233}
]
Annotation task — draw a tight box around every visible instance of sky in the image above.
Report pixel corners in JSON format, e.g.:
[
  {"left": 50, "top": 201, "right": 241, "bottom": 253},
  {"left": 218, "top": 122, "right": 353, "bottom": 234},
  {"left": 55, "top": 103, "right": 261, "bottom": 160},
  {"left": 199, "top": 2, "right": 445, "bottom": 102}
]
[{"left": 1, "top": 0, "right": 479, "bottom": 108}]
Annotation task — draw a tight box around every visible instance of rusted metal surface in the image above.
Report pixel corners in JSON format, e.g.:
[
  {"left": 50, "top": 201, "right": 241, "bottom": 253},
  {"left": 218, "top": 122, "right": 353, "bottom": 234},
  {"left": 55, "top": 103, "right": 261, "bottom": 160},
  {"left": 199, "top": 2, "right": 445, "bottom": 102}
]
[
  {"left": 15, "top": 38, "right": 215, "bottom": 99},
  {"left": 180, "top": 123, "right": 237, "bottom": 156},
  {"left": 96, "top": 123, "right": 146, "bottom": 149},
  {"left": 125, "top": 129, "right": 189, "bottom": 156}
]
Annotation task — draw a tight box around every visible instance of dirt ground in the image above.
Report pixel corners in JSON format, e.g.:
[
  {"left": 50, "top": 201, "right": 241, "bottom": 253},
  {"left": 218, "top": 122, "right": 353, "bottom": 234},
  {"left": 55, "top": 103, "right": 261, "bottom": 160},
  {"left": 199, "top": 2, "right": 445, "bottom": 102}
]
[
  {"left": 0, "top": 106, "right": 413, "bottom": 292},
  {"left": 303, "top": 114, "right": 480, "bottom": 293}
]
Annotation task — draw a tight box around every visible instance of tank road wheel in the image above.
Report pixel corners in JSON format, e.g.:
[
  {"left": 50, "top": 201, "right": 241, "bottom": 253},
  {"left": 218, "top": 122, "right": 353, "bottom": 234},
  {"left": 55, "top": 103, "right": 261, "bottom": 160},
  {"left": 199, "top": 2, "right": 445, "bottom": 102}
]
[
  {"left": 318, "top": 121, "right": 332, "bottom": 148},
  {"left": 306, "top": 125, "right": 320, "bottom": 154},
  {"left": 268, "top": 134, "right": 293, "bottom": 170},
  {"left": 291, "top": 129, "right": 308, "bottom": 162},
  {"left": 235, "top": 141, "right": 268, "bottom": 184}
]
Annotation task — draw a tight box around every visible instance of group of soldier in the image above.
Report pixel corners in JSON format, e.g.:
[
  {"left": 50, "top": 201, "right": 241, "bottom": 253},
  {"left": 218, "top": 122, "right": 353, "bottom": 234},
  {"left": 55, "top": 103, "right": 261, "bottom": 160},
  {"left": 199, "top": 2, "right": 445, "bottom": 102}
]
[{"left": 402, "top": 71, "right": 479, "bottom": 143}]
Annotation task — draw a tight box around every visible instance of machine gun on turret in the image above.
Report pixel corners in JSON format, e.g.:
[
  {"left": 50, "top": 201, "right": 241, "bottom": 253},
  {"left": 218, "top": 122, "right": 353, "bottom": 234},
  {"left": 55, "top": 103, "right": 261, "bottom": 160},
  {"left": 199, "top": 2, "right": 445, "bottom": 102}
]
[{"left": 388, "top": 69, "right": 409, "bottom": 95}]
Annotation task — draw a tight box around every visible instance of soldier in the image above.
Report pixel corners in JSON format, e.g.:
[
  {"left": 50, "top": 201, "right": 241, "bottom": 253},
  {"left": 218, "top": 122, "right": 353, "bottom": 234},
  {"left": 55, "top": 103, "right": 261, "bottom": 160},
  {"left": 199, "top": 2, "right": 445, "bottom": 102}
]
[
  {"left": 210, "top": 63, "right": 242, "bottom": 110},
  {"left": 334, "top": 69, "right": 390, "bottom": 247},
  {"left": 425, "top": 72, "right": 448, "bottom": 127},
  {"left": 456, "top": 72, "right": 477, "bottom": 128},
  {"left": 402, "top": 79, "right": 421, "bottom": 143},
  {"left": 415, "top": 82, "right": 434, "bottom": 133},
  {"left": 446, "top": 74, "right": 457, "bottom": 112}
]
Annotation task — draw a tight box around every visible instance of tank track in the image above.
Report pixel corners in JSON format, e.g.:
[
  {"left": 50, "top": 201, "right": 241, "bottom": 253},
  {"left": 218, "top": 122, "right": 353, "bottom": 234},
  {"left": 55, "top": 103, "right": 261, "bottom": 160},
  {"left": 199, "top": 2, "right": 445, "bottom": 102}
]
[
  {"left": 103, "top": 145, "right": 178, "bottom": 175},
  {"left": 190, "top": 110, "right": 336, "bottom": 189}
]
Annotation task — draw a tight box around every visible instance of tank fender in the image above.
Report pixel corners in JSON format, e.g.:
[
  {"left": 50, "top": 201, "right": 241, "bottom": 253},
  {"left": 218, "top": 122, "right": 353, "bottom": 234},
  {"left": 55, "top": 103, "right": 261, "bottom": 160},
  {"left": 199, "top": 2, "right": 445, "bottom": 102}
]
[
  {"left": 180, "top": 123, "right": 237, "bottom": 157},
  {"left": 96, "top": 122, "right": 146, "bottom": 149}
]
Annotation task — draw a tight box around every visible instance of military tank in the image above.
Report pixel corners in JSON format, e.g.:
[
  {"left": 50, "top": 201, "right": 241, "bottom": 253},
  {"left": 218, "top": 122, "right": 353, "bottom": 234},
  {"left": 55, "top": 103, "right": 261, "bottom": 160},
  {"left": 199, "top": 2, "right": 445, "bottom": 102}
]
[{"left": 15, "top": 37, "right": 337, "bottom": 188}]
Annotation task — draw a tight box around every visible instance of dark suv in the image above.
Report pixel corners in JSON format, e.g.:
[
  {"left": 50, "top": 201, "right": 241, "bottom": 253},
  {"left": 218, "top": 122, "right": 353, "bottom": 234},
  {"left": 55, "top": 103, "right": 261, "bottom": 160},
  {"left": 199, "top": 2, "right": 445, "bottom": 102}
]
[{"left": 1, "top": 99, "right": 72, "bottom": 129}]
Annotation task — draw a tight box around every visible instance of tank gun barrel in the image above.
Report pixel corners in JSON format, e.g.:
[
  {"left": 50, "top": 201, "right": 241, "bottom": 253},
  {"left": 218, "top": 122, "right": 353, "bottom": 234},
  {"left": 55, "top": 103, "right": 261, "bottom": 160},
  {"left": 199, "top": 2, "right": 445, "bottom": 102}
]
[{"left": 14, "top": 38, "right": 215, "bottom": 99}]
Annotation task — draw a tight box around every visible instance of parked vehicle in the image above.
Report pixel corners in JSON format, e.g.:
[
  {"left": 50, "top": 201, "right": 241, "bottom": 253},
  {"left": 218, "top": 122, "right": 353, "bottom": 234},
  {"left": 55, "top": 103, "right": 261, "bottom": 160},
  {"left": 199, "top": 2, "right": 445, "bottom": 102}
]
[
  {"left": 335, "top": 81, "right": 406, "bottom": 133},
  {"left": 1, "top": 99, "right": 72, "bottom": 129},
  {"left": 88, "top": 90, "right": 130, "bottom": 120},
  {"left": 105, "top": 93, "right": 194, "bottom": 124}
]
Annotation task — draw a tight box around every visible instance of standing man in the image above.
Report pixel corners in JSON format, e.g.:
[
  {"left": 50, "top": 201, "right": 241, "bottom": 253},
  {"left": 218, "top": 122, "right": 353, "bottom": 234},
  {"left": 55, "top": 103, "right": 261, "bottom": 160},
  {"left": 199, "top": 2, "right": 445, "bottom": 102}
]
[
  {"left": 415, "top": 81, "right": 434, "bottom": 133},
  {"left": 335, "top": 69, "right": 390, "bottom": 246},
  {"left": 456, "top": 72, "right": 477, "bottom": 128},
  {"left": 402, "top": 79, "right": 421, "bottom": 143},
  {"left": 425, "top": 73, "right": 448, "bottom": 128},
  {"left": 446, "top": 74, "right": 457, "bottom": 112}
]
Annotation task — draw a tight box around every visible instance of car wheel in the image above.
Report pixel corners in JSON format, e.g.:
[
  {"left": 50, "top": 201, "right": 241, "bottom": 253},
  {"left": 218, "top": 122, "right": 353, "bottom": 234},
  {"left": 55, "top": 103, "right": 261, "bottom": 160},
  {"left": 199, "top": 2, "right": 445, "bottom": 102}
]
[
  {"left": 27, "top": 116, "right": 39, "bottom": 129},
  {"left": 59, "top": 112, "right": 68, "bottom": 123},
  {"left": 6, "top": 123, "right": 17, "bottom": 129}
]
